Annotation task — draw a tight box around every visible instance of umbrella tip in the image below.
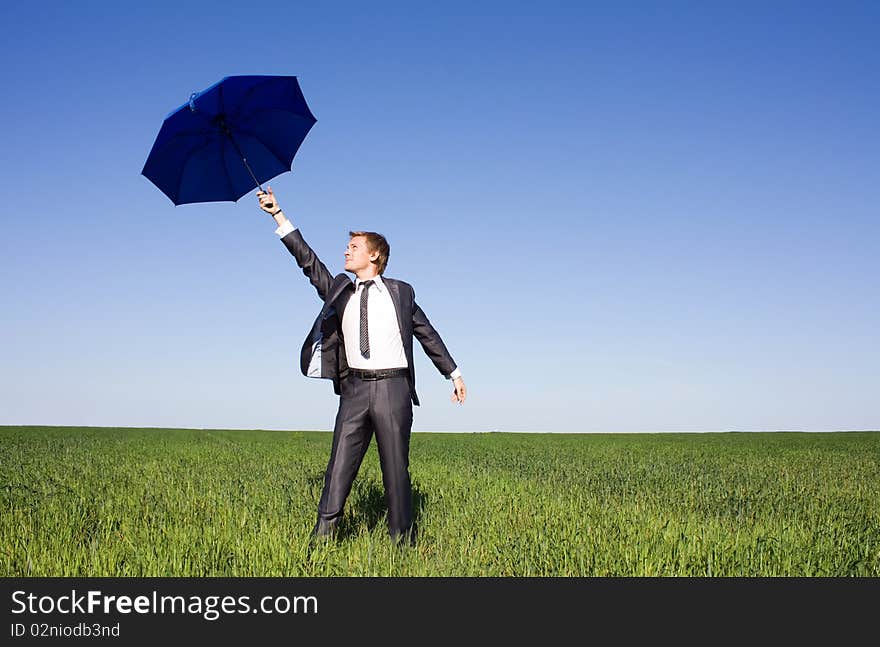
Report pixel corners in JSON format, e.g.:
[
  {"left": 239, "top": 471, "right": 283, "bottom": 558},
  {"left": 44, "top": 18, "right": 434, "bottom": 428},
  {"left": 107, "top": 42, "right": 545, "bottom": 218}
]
[{"left": 188, "top": 92, "right": 198, "bottom": 112}]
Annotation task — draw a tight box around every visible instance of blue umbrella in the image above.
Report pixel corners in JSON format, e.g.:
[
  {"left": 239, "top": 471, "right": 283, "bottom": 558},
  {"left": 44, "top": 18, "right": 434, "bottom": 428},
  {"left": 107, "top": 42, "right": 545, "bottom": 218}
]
[{"left": 142, "top": 75, "right": 316, "bottom": 206}]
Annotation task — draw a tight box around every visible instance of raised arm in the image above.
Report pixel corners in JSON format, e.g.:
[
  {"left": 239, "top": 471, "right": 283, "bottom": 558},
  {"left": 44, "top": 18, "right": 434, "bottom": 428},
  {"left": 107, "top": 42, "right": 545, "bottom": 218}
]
[{"left": 258, "top": 186, "right": 334, "bottom": 301}]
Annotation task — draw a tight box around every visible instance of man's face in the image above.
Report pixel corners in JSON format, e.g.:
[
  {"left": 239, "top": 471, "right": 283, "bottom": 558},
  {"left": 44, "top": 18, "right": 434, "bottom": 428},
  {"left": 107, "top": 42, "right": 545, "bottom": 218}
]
[{"left": 344, "top": 235, "right": 377, "bottom": 274}]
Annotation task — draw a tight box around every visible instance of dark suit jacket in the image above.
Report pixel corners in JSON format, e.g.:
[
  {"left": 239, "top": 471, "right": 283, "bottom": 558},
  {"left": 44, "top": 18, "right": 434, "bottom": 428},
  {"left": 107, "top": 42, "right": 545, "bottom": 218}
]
[{"left": 281, "top": 229, "right": 457, "bottom": 406}]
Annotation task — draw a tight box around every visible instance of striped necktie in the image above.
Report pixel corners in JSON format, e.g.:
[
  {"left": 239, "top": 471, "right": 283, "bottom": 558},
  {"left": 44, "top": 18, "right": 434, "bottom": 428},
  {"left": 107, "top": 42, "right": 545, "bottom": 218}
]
[{"left": 359, "top": 280, "right": 374, "bottom": 358}]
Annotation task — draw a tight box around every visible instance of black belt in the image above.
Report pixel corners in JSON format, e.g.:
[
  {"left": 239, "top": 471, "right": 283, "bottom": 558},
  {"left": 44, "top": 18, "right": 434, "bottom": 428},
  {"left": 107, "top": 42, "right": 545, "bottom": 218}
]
[{"left": 348, "top": 368, "right": 409, "bottom": 381}]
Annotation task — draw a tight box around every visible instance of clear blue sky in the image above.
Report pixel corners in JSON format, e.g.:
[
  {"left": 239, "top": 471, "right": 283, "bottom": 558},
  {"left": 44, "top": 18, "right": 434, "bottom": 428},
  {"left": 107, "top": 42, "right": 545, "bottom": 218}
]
[{"left": 1, "top": 1, "right": 877, "bottom": 432}]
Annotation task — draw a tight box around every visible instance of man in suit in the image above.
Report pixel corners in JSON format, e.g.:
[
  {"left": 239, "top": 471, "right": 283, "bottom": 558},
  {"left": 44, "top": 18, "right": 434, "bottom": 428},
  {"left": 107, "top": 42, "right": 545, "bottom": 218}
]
[{"left": 257, "top": 187, "right": 466, "bottom": 546}]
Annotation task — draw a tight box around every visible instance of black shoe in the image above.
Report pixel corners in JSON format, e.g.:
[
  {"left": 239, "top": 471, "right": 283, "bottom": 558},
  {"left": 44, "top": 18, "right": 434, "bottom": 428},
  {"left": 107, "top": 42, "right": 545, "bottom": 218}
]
[{"left": 312, "top": 517, "right": 340, "bottom": 540}]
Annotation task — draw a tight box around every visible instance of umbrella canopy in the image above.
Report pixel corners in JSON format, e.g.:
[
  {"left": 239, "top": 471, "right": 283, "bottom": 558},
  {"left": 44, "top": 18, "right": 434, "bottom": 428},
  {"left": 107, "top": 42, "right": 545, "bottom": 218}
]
[{"left": 142, "top": 75, "right": 316, "bottom": 205}]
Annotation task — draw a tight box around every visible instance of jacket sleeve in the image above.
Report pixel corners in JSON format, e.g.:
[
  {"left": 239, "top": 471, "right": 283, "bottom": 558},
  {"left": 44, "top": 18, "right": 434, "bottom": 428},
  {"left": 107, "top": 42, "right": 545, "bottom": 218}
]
[
  {"left": 280, "top": 229, "right": 334, "bottom": 302},
  {"left": 411, "top": 293, "right": 457, "bottom": 377}
]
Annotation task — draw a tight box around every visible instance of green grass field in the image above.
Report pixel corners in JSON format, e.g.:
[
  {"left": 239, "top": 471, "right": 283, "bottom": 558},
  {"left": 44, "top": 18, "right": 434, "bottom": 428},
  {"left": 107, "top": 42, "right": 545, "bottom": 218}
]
[{"left": 1, "top": 426, "right": 878, "bottom": 576}]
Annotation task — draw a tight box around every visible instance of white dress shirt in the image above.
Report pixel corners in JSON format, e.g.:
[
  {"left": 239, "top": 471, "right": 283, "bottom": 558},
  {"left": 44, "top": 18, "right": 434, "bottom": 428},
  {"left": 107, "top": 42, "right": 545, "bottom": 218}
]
[
  {"left": 276, "top": 219, "right": 461, "bottom": 380},
  {"left": 343, "top": 275, "right": 408, "bottom": 370}
]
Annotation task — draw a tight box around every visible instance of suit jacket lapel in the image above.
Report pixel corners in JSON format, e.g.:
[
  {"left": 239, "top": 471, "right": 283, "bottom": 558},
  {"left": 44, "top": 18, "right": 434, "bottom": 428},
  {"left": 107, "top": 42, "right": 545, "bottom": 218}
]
[
  {"left": 385, "top": 278, "right": 408, "bottom": 339},
  {"left": 326, "top": 273, "right": 354, "bottom": 312}
]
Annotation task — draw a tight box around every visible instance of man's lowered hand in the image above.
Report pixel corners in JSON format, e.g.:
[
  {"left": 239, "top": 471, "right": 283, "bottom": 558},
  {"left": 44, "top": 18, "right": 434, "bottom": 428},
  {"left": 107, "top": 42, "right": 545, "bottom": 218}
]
[{"left": 452, "top": 376, "right": 467, "bottom": 405}]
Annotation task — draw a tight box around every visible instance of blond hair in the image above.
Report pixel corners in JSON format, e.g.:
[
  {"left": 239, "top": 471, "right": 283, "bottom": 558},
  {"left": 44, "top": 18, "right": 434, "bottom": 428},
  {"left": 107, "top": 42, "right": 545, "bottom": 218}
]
[{"left": 349, "top": 231, "right": 390, "bottom": 274}]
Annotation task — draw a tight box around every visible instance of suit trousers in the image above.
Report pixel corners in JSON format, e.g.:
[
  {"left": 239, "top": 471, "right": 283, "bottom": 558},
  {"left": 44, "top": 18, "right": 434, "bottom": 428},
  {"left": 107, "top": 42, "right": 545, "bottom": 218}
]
[{"left": 314, "top": 373, "right": 415, "bottom": 540}]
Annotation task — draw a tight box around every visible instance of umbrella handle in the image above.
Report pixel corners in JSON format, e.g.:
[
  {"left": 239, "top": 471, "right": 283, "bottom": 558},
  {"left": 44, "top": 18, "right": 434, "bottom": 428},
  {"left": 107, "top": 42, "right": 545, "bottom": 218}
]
[
  {"left": 241, "top": 156, "right": 264, "bottom": 195},
  {"left": 242, "top": 152, "right": 277, "bottom": 210},
  {"left": 240, "top": 148, "right": 276, "bottom": 210}
]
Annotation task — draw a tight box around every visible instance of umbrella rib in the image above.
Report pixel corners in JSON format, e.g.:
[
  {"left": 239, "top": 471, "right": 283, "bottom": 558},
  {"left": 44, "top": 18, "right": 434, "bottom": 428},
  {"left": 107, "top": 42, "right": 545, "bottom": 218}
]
[
  {"left": 220, "top": 136, "right": 236, "bottom": 198},
  {"left": 241, "top": 106, "right": 317, "bottom": 125},
  {"left": 147, "top": 128, "right": 213, "bottom": 160},
  {"left": 172, "top": 137, "right": 218, "bottom": 204},
  {"left": 235, "top": 109, "right": 317, "bottom": 167},
  {"left": 234, "top": 127, "right": 288, "bottom": 169},
  {"left": 228, "top": 77, "right": 281, "bottom": 123}
]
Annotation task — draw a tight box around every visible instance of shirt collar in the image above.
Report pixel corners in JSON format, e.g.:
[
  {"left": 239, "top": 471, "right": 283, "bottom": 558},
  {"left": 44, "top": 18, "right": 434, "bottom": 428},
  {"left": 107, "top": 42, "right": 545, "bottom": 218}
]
[{"left": 356, "top": 274, "right": 384, "bottom": 292}]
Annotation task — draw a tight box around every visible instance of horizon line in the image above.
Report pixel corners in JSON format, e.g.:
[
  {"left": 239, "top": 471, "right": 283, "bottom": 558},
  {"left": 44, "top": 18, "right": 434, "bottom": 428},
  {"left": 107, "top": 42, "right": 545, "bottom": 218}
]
[{"left": 1, "top": 424, "right": 878, "bottom": 435}]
